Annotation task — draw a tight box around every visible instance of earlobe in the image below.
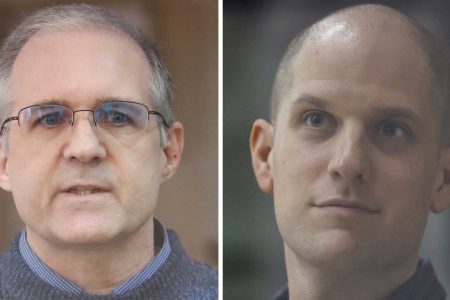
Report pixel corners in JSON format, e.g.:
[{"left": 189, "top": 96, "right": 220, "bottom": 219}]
[
  {"left": 430, "top": 148, "right": 450, "bottom": 213},
  {"left": 249, "top": 119, "right": 274, "bottom": 193},
  {"left": 0, "top": 141, "right": 11, "bottom": 191},
  {"left": 161, "top": 121, "right": 184, "bottom": 182}
]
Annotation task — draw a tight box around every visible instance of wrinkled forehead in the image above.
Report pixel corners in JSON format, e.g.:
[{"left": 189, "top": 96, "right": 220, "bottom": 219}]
[
  {"left": 10, "top": 27, "right": 152, "bottom": 109},
  {"left": 14, "top": 26, "right": 151, "bottom": 74}
]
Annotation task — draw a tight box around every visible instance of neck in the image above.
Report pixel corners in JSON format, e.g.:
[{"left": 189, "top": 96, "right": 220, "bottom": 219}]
[
  {"left": 25, "top": 219, "right": 155, "bottom": 295},
  {"left": 284, "top": 244, "right": 418, "bottom": 300}
]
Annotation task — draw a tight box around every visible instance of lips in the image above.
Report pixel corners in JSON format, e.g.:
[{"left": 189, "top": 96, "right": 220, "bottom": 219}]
[
  {"left": 61, "top": 184, "right": 110, "bottom": 196},
  {"left": 314, "top": 198, "right": 379, "bottom": 213},
  {"left": 67, "top": 187, "right": 105, "bottom": 196}
]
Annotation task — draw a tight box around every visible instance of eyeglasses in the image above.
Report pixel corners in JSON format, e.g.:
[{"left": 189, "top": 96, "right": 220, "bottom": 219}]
[{"left": 0, "top": 100, "right": 169, "bottom": 138}]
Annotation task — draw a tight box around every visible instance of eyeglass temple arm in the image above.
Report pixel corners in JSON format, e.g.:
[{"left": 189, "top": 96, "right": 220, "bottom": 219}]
[
  {"left": 149, "top": 111, "right": 169, "bottom": 128},
  {"left": 0, "top": 116, "right": 18, "bottom": 135}
]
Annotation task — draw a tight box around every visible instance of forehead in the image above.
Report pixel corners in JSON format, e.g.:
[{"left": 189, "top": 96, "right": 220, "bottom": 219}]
[
  {"left": 10, "top": 28, "right": 151, "bottom": 108},
  {"left": 277, "top": 23, "right": 436, "bottom": 123}
]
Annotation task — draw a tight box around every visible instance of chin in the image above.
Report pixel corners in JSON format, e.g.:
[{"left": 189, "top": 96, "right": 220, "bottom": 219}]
[
  {"left": 51, "top": 219, "right": 125, "bottom": 246},
  {"left": 287, "top": 229, "right": 374, "bottom": 270}
]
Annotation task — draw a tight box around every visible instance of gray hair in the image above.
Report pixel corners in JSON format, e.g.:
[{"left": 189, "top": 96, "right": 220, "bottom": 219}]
[{"left": 0, "top": 3, "right": 174, "bottom": 148}]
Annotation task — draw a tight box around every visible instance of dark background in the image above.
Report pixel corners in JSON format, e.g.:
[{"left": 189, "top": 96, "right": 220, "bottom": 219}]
[{"left": 224, "top": 0, "right": 450, "bottom": 298}]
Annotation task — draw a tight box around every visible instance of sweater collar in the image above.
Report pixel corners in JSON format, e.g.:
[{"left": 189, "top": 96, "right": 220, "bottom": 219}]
[{"left": 19, "top": 218, "right": 171, "bottom": 295}]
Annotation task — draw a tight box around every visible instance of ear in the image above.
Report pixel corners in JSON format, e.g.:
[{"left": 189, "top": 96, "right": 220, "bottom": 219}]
[
  {"left": 0, "top": 140, "right": 11, "bottom": 191},
  {"left": 430, "top": 147, "right": 450, "bottom": 213},
  {"left": 250, "top": 119, "right": 274, "bottom": 193},
  {"left": 161, "top": 121, "right": 184, "bottom": 182}
]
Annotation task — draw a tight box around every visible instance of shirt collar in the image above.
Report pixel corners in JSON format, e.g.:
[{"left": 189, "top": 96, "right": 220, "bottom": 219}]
[{"left": 19, "top": 219, "right": 171, "bottom": 295}]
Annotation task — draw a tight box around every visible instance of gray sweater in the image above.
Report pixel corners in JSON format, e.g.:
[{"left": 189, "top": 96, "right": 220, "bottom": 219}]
[{"left": 0, "top": 230, "right": 217, "bottom": 299}]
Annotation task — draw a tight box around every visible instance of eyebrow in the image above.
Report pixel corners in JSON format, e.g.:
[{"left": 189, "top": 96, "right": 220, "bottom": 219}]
[
  {"left": 97, "top": 96, "right": 138, "bottom": 103},
  {"left": 291, "top": 93, "right": 423, "bottom": 125},
  {"left": 34, "top": 99, "right": 70, "bottom": 106},
  {"left": 372, "top": 107, "right": 422, "bottom": 125},
  {"left": 291, "top": 94, "right": 329, "bottom": 110}
]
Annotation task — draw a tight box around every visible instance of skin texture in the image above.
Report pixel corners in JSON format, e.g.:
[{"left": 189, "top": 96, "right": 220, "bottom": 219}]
[
  {"left": 250, "top": 6, "right": 450, "bottom": 300},
  {"left": 0, "top": 28, "right": 183, "bottom": 294}
]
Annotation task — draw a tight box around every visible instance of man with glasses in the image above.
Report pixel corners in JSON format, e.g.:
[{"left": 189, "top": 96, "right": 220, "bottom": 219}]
[
  {"left": 0, "top": 4, "right": 217, "bottom": 298},
  {"left": 250, "top": 4, "right": 449, "bottom": 299}
]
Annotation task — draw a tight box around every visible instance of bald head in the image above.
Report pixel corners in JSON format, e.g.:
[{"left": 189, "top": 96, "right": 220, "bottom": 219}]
[{"left": 271, "top": 4, "right": 448, "bottom": 136}]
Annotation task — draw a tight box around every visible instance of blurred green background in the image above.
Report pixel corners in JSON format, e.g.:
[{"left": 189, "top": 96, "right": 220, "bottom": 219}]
[{"left": 224, "top": 0, "right": 450, "bottom": 298}]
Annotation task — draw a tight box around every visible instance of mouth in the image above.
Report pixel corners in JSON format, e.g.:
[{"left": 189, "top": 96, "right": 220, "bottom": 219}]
[
  {"left": 62, "top": 185, "right": 110, "bottom": 197},
  {"left": 313, "top": 199, "right": 379, "bottom": 214},
  {"left": 66, "top": 187, "right": 106, "bottom": 196}
]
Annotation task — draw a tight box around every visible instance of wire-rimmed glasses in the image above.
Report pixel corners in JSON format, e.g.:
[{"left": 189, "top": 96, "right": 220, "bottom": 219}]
[{"left": 0, "top": 100, "right": 169, "bottom": 139}]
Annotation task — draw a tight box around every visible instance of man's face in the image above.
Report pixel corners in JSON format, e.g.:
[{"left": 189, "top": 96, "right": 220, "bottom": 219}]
[
  {"left": 261, "top": 26, "right": 448, "bottom": 270},
  {"left": 0, "top": 29, "right": 174, "bottom": 246}
]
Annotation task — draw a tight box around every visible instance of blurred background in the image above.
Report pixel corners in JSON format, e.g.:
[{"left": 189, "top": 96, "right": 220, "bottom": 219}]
[
  {"left": 0, "top": 0, "right": 217, "bottom": 267},
  {"left": 224, "top": 0, "right": 450, "bottom": 298}
]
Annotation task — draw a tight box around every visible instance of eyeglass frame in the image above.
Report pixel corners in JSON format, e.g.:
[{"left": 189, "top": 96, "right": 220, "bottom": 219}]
[{"left": 0, "top": 100, "right": 170, "bottom": 136}]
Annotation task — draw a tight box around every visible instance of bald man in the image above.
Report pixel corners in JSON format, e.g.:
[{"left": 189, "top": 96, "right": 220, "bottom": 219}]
[{"left": 250, "top": 4, "right": 449, "bottom": 299}]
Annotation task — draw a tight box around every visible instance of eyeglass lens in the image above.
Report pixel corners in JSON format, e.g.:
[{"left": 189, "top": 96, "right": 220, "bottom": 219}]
[{"left": 17, "top": 101, "right": 153, "bottom": 138}]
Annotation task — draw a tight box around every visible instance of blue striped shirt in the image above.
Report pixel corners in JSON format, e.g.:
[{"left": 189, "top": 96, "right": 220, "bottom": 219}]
[{"left": 19, "top": 219, "right": 171, "bottom": 295}]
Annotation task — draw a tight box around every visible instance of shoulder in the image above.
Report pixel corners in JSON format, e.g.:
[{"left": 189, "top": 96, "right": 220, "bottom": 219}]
[
  {"left": 0, "top": 252, "right": 7, "bottom": 299},
  {"left": 166, "top": 229, "right": 218, "bottom": 298},
  {"left": 388, "top": 258, "right": 447, "bottom": 299},
  {"left": 179, "top": 259, "right": 218, "bottom": 298},
  {"left": 186, "top": 259, "right": 218, "bottom": 289},
  {"left": 273, "top": 285, "right": 289, "bottom": 300},
  {"left": 0, "top": 235, "right": 22, "bottom": 298},
  {"left": 0, "top": 236, "right": 18, "bottom": 278},
  {"left": 0, "top": 251, "right": 3, "bottom": 286}
]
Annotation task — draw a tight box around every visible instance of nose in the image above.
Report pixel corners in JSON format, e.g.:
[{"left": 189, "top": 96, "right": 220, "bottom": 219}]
[
  {"left": 327, "top": 125, "right": 371, "bottom": 184},
  {"left": 63, "top": 112, "right": 106, "bottom": 163}
]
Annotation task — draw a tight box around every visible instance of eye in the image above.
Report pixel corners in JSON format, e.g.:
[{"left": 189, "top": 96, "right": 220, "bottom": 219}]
[
  {"left": 38, "top": 112, "right": 65, "bottom": 128},
  {"left": 375, "top": 120, "right": 410, "bottom": 139},
  {"left": 105, "top": 111, "right": 131, "bottom": 126},
  {"left": 302, "top": 111, "right": 336, "bottom": 130}
]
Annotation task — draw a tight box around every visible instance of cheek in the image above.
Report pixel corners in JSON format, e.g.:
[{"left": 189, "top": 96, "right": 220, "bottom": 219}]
[
  {"left": 272, "top": 142, "right": 327, "bottom": 230},
  {"left": 6, "top": 140, "right": 59, "bottom": 223},
  {"left": 379, "top": 148, "right": 437, "bottom": 205},
  {"left": 8, "top": 135, "right": 58, "bottom": 177},
  {"left": 378, "top": 161, "right": 433, "bottom": 218},
  {"left": 115, "top": 141, "right": 164, "bottom": 211},
  {"left": 273, "top": 140, "right": 326, "bottom": 194},
  {"left": 373, "top": 155, "right": 436, "bottom": 250}
]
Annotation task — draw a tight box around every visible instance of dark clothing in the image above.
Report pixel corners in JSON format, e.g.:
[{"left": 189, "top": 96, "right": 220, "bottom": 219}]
[
  {"left": 0, "top": 230, "right": 218, "bottom": 299},
  {"left": 273, "top": 258, "right": 446, "bottom": 300}
]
